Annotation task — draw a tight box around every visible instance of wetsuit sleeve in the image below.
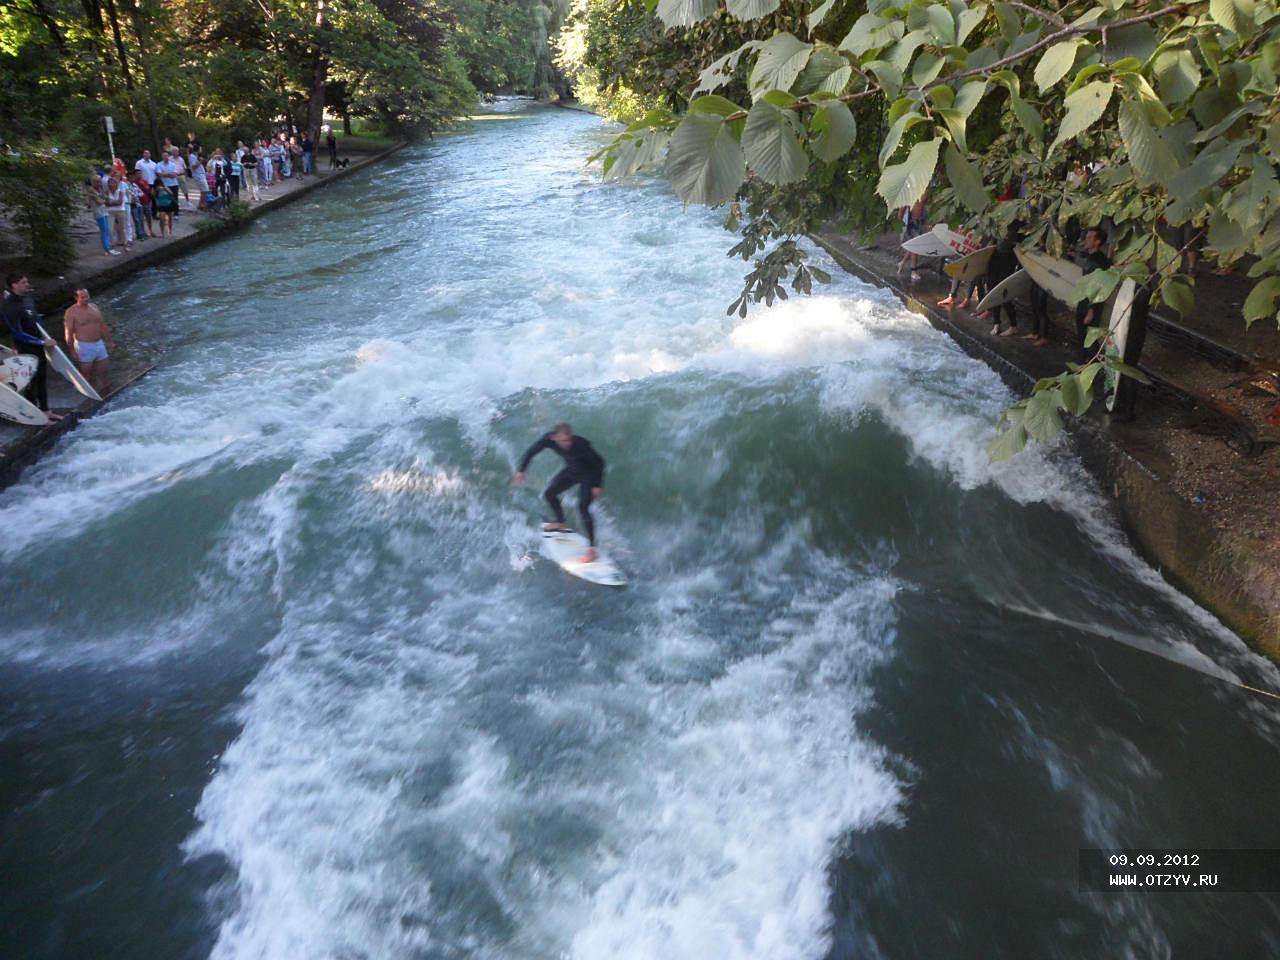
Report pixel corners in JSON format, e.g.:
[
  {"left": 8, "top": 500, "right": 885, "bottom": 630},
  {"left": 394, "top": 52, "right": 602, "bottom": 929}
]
[
  {"left": 3, "top": 300, "right": 43, "bottom": 346},
  {"left": 517, "top": 434, "right": 553, "bottom": 472}
]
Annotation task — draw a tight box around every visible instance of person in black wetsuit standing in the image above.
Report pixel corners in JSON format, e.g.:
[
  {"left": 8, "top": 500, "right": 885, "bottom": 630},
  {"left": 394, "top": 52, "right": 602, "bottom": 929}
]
[
  {"left": 3, "top": 274, "right": 62, "bottom": 421},
  {"left": 513, "top": 422, "right": 605, "bottom": 563}
]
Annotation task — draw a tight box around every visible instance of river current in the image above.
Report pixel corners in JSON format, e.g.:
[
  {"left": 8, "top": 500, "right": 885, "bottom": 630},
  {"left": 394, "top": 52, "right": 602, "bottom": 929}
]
[{"left": 2, "top": 102, "right": 1279, "bottom": 960}]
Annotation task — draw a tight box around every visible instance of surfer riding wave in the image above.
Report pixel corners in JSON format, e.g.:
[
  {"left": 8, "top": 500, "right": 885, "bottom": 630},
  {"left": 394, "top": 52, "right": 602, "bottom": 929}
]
[{"left": 513, "top": 422, "right": 605, "bottom": 563}]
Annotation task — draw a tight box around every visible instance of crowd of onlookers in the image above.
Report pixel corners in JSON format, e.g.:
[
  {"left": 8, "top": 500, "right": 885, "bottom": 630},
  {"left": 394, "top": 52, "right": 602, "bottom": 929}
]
[{"left": 87, "top": 129, "right": 341, "bottom": 255}]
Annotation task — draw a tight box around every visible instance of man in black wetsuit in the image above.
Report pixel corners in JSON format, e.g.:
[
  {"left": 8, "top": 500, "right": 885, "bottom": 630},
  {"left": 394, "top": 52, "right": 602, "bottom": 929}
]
[
  {"left": 513, "top": 422, "right": 605, "bottom": 563},
  {"left": 1074, "top": 226, "right": 1112, "bottom": 362},
  {"left": 2, "top": 274, "right": 62, "bottom": 421}
]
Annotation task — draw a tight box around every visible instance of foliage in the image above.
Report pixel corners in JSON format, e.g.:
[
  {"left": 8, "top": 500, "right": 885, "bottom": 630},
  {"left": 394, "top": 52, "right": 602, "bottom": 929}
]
[
  {"left": 0, "top": 147, "right": 86, "bottom": 272},
  {"left": 590, "top": 0, "right": 1280, "bottom": 457}
]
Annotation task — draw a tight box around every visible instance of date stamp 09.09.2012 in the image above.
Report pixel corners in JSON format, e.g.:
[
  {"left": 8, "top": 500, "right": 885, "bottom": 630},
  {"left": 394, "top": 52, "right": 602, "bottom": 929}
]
[{"left": 1078, "top": 849, "right": 1280, "bottom": 892}]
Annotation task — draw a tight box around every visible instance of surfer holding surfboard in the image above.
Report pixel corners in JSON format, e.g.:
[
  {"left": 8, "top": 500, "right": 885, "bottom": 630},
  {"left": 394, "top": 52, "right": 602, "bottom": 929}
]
[
  {"left": 513, "top": 422, "right": 606, "bottom": 564},
  {"left": 2, "top": 274, "right": 63, "bottom": 422}
]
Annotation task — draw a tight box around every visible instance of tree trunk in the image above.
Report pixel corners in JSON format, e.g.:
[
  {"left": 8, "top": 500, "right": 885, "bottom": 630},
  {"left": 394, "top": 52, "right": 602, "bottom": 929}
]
[
  {"left": 118, "top": 0, "right": 161, "bottom": 154},
  {"left": 343, "top": 113, "right": 352, "bottom": 136},
  {"left": 306, "top": 0, "right": 327, "bottom": 148},
  {"left": 27, "top": 0, "right": 68, "bottom": 54},
  {"left": 100, "top": 0, "right": 136, "bottom": 91},
  {"left": 78, "top": 0, "right": 116, "bottom": 95}
]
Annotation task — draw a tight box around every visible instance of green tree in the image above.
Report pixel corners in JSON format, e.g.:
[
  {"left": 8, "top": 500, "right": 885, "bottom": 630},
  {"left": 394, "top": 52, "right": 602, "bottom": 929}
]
[{"left": 593, "top": 0, "right": 1280, "bottom": 456}]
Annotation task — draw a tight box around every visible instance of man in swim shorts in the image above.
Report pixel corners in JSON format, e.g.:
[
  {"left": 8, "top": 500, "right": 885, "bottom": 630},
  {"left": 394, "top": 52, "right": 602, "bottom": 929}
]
[
  {"left": 512, "top": 421, "right": 606, "bottom": 563},
  {"left": 63, "top": 287, "right": 114, "bottom": 395}
]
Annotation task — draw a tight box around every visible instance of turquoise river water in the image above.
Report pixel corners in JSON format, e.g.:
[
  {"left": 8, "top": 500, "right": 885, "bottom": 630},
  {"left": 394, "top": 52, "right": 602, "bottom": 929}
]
[{"left": 2, "top": 101, "right": 1279, "bottom": 960}]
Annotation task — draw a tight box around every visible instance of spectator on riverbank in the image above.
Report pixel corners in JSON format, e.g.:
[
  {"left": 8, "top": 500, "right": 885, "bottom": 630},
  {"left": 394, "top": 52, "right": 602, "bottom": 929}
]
[
  {"left": 86, "top": 179, "right": 115, "bottom": 257},
  {"left": 127, "top": 171, "right": 152, "bottom": 240},
  {"left": 228, "top": 152, "right": 243, "bottom": 200},
  {"left": 2, "top": 274, "right": 62, "bottom": 421},
  {"left": 240, "top": 147, "right": 260, "bottom": 201},
  {"left": 153, "top": 182, "right": 176, "bottom": 235},
  {"left": 63, "top": 288, "right": 114, "bottom": 396},
  {"left": 134, "top": 149, "right": 157, "bottom": 191},
  {"left": 301, "top": 134, "right": 313, "bottom": 175},
  {"left": 987, "top": 227, "right": 1021, "bottom": 337},
  {"left": 326, "top": 132, "right": 338, "bottom": 169},
  {"left": 897, "top": 197, "right": 927, "bottom": 282},
  {"left": 158, "top": 150, "right": 183, "bottom": 214},
  {"left": 103, "top": 174, "right": 130, "bottom": 252},
  {"left": 258, "top": 141, "right": 274, "bottom": 187}
]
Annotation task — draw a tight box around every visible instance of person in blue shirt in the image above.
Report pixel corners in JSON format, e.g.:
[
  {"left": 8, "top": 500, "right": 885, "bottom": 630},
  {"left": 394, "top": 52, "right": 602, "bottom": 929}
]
[
  {"left": 2, "top": 274, "right": 62, "bottom": 420},
  {"left": 513, "top": 422, "right": 606, "bottom": 562}
]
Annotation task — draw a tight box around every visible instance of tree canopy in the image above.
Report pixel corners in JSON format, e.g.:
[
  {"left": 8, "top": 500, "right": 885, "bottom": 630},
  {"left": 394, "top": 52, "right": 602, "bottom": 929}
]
[
  {"left": 0, "top": 0, "right": 568, "bottom": 158},
  {"left": 575, "top": 0, "right": 1280, "bottom": 456}
]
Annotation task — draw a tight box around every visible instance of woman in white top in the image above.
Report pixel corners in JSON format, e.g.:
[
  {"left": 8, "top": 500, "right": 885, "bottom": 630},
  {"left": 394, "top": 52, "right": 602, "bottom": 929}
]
[{"left": 104, "top": 175, "right": 130, "bottom": 250}]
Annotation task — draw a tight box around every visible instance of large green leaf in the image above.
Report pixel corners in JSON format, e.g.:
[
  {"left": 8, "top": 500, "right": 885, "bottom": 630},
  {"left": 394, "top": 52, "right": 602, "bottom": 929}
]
[
  {"left": 1153, "top": 49, "right": 1200, "bottom": 105},
  {"left": 749, "top": 32, "right": 813, "bottom": 96},
  {"left": 1009, "top": 93, "right": 1045, "bottom": 141},
  {"left": 795, "top": 46, "right": 852, "bottom": 96},
  {"left": 954, "top": 80, "right": 988, "bottom": 117},
  {"left": 655, "top": 0, "right": 718, "bottom": 28},
  {"left": 924, "top": 3, "right": 956, "bottom": 44},
  {"left": 1243, "top": 276, "right": 1280, "bottom": 327},
  {"left": 956, "top": 5, "right": 987, "bottom": 44},
  {"left": 693, "top": 42, "right": 765, "bottom": 95},
  {"left": 690, "top": 95, "right": 745, "bottom": 117},
  {"left": 937, "top": 107, "right": 967, "bottom": 152},
  {"left": 1049, "top": 80, "right": 1114, "bottom": 155},
  {"left": 666, "top": 112, "right": 746, "bottom": 206},
  {"left": 604, "top": 131, "right": 671, "bottom": 180},
  {"left": 807, "top": 0, "right": 837, "bottom": 33},
  {"left": 1165, "top": 138, "right": 1247, "bottom": 223},
  {"left": 839, "top": 13, "right": 905, "bottom": 55},
  {"left": 866, "top": 59, "right": 904, "bottom": 98},
  {"left": 989, "top": 423, "right": 1028, "bottom": 462},
  {"left": 810, "top": 100, "right": 858, "bottom": 162},
  {"left": 1209, "top": 0, "right": 1257, "bottom": 37},
  {"left": 743, "top": 99, "right": 809, "bottom": 185},
  {"left": 726, "top": 0, "right": 782, "bottom": 21},
  {"left": 885, "top": 30, "right": 930, "bottom": 72},
  {"left": 1118, "top": 100, "right": 1178, "bottom": 186},
  {"left": 1034, "top": 39, "right": 1085, "bottom": 91},
  {"left": 877, "top": 137, "right": 942, "bottom": 209},
  {"left": 878, "top": 110, "right": 926, "bottom": 165},
  {"left": 944, "top": 143, "right": 988, "bottom": 212},
  {"left": 1023, "top": 388, "right": 1065, "bottom": 442}
]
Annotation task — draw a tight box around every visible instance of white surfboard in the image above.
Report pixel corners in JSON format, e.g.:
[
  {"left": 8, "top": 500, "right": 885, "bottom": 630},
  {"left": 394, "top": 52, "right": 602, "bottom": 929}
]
[
  {"left": 36, "top": 321, "right": 102, "bottom": 402},
  {"left": 1, "top": 354, "right": 37, "bottom": 393},
  {"left": 944, "top": 245, "right": 995, "bottom": 280},
  {"left": 1103, "top": 279, "right": 1137, "bottom": 412},
  {"left": 975, "top": 268, "right": 1032, "bottom": 313},
  {"left": 0, "top": 383, "right": 50, "bottom": 426},
  {"left": 901, "top": 231, "right": 953, "bottom": 258},
  {"left": 539, "top": 529, "right": 626, "bottom": 587},
  {"left": 933, "top": 224, "right": 984, "bottom": 257},
  {"left": 1015, "top": 248, "right": 1083, "bottom": 304}
]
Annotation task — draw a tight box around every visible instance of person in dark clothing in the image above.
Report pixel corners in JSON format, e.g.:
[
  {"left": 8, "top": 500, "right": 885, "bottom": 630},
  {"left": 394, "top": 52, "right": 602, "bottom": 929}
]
[
  {"left": 986, "top": 227, "right": 1022, "bottom": 336},
  {"left": 1026, "top": 282, "right": 1053, "bottom": 346},
  {"left": 1074, "top": 227, "right": 1112, "bottom": 362},
  {"left": 513, "top": 421, "right": 606, "bottom": 562},
  {"left": 2, "top": 274, "right": 62, "bottom": 421}
]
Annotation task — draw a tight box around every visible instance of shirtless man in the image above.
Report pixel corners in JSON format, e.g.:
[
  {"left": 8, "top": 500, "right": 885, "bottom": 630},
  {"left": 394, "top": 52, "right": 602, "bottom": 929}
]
[{"left": 63, "top": 288, "right": 114, "bottom": 395}]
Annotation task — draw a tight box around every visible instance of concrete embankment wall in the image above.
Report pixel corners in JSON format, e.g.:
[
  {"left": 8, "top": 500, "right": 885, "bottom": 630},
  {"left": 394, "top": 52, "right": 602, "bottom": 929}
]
[{"left": 812, "top": 236, "right": 1279, "bottom": 660}]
